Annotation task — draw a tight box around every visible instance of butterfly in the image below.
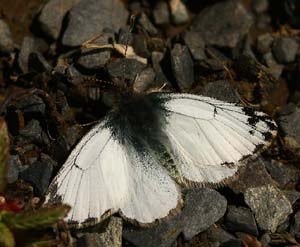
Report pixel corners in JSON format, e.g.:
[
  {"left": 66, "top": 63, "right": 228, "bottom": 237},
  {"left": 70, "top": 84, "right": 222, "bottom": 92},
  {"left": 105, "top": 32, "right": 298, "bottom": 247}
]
[{"left": 44, "top": 88, "right": 277, "bottom": 228}]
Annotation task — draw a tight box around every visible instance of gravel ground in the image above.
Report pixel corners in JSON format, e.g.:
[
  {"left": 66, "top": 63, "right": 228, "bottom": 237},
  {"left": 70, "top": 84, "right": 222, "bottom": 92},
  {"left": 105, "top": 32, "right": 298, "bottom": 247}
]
[{"left": 0, "top": 0, "right": 300, "bottom": 246}]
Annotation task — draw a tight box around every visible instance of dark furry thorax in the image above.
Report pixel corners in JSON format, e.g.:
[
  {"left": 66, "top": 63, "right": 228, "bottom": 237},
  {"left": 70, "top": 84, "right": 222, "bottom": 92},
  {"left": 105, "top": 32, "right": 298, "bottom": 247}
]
[{"left": 105, "top": 92, "right": 167, "bottom": 145}]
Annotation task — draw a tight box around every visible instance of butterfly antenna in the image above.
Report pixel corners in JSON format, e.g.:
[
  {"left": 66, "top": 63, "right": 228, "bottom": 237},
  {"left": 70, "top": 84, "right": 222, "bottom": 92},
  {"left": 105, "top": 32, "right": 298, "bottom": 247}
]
[{"left": 122, "top": 15, "right": 136, "bottom": 84}]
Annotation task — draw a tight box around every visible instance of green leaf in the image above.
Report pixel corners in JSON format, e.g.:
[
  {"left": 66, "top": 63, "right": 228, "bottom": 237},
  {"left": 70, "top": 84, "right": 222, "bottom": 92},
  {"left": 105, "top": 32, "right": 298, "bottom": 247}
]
[
  {"left": 0, "top": 222, "right": 15, "bottom": 247},
  {"left": 0, "top": 119, "right": 9, "bottom": 193},
  {"left": 2, "top": 205, "right": 71, "bottom": 230}
]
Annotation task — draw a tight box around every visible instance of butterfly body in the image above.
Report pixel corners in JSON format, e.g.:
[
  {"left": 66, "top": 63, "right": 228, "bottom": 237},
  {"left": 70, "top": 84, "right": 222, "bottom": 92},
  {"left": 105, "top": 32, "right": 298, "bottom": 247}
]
[{"left": 45, "top": 92, "right": 277, "bottom": 228}]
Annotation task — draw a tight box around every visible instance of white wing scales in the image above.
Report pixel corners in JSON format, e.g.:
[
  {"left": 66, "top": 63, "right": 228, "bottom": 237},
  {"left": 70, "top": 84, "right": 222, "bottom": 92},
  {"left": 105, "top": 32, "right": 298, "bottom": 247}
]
[
  {"left": 157, "top": 93, "right": 276, "bottom": 184},
  {"left": 45, "top": 120, "right": 180, "bottom": 227},
  {"left": 45, "top": 93, "right": 276, "bottom": 227}
]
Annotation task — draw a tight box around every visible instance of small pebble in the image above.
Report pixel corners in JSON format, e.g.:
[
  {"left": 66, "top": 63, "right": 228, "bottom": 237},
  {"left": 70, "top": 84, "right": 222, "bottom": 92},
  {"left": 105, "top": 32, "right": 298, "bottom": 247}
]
[
  {"left": 225, "top": 206, "right": 259, "bottom": 236},
  {"left": 153, "top": 1, "right": 170, "bottom": 25},
  {"left": 192, "top": 0, "right": 253, "bottom": 48},
  {"left": 244, "top": 184, "right": 293, "bottom": 232},
  {"left": 183, "top": 31, "right": 206, "bottom": 61},
  {"left": 252, "top": 0, "right": 269, "bottom": 13},
  {"left": 19, "top": 154, "right": 56, "bottom": 195},
  {"left": 19, "top": 119, "right": 50, "bottom": 145},
  {"left": 169, "top": 0, "right": 189, "bottom": 25},
  {"left": 257, "top": 33, "right": 274, "bottom": 54},
  {"left": 38, "top": 0, "right": 80, "bottom": 40},
  {"left": 171, "top": 44, "right": 194, "bottom": 91},
  {"left": 272, "top": 37, "right": 299, "bottom": 63},
  {"left": 138, "top": 13, "right": 158, "bottom": 36},
  {"left": 0, "top": 19, "right": 14, "bottom": 52}
]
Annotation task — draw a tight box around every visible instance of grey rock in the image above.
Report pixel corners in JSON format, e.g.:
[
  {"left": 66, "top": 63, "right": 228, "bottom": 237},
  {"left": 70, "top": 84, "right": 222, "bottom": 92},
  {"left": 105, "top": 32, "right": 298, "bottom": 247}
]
[
  {"left": 28, "top": 52, "right": 52, "bottom": 72},
  {"left": 244, "top": 184, "right": 293, "bottom": 232},
  {"left": 169, "top": 0, "right": 189, "bottom": 25},
  {"left": 6, "top": 155, "right": 23, "bottom": 184},
  {"left": 171, "top": 44, "right": 194, "bottom": 91},
  {"left": 153, "top": 1, "right": 170, "bottom": 25},
  {"left": 0, "top": 19, "right": 14, "bottom": 52},
  {"left": 19, "top": 120, "right": 49, "bottom": 145},
  {"left": 257, "top": 33, "right": 274, "bottom": 54},
  {"left": 262, "top": 52, "right": 283, "bottom": 79},
  {"left": 62, "top": 0, "right": 128, "bottom": 46},
  {"left": 252, "top": 0, "right": 269, "bottom": 13},
  {"left": 272, "top": 37, "right": 299, "bottom": 63},
  {"left": 49, "top": 135, "right": 71, "bottom": 164},
  {"left": 38, "top": 0, "right": 80, "bottom": 40},
  {"left": 138, "top": 13, "right": 158, "bottom": 36},
  {"left": 123, "top": 188, "right": 227, "bottom": 246},
  {"left": 256, "top": 13, "right": 272, "bottom": 30},
  {"left": 192, "top": 0, "right": 253, "bottom": 48},
  {"left": 151, "top": 51, "right": 169, "bottom": 85},
  {"left": 183, "top": 31, "right": 206, "bottom": 61},
  {"left": 77, "top": 32, "right": 113, "bottom": 69},
  {"left": 76, "top": 217, "right": 122, "bottom": 247},
  {"left": 290, "top": 209, "right": 300, "bottom": 235},
  {"left": 206, "top": 225, "right": 236, "bottom": 244},
  {"left": 133, "top": 67, "right": 156, "bottom": 93},
  {"left": 107, "top": 58, "right": 147, "bottom": 81},
  {"left": 201, "top": 80, "right": 240, "bottom": 103},
  {"left": 225, "top": 206, "right": 258, "bottom": 236},
  {"left": 15, "top": 94, "right": 46, "bottom": 116},
  {"left": 117, "top": 28, "right": 133, "bottom": 45},
  {"left": 229, "top": 158, "right": 273, "bottom": 194},
  {"left": 283, "top": 190, "right": 300, "bottom": 205},
  {"left": 220, "top": 239, "right": 242, "bottom": 247},
  {"left": 264, "top": 159, "right": 300, "bottom": 189},
  {"left": 18, "top": 36, "right": 48, "bottom": 73},
  {"left": 19, "top": 154, "right": 56, "bottom": 195},
  {"left": 259, "top": 233, "right": 271, "bottom": 247},
  {"left": 278, "top": 103, "right": 300, "bottom": 149}
]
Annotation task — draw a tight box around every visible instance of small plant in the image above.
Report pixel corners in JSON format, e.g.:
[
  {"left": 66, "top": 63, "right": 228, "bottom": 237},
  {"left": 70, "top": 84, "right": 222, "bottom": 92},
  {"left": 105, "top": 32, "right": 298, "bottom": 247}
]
[{"left": 0, "top": 119, "right": 70, "bottom": 247}]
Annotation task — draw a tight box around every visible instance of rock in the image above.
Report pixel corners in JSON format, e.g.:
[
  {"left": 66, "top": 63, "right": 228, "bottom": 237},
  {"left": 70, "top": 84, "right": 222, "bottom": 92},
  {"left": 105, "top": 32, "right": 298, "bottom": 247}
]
[
  {"left": 257, "top": 33, "right": 274, "bottom": 54},
  {"left": 264, "top": 159, "right": 300, "bottom": 188},
  {"left": 171, "top": 44, "right": 194, "bottom": 91},
  {"left": 117, "top": 28, "right": 132, "bottom": 45},
  {"left": 169, "top": 0, "right": 189, "bottom": 25},
  {"left": 192, "top": 0, "right": 253, "bottom": 48},
  {"left": 123, "top": 188, "right": 227, "bottom": 246},
  {"left": 229, "top": 158, "right": 273, "bottom": 194},
  {"left": 220, "top": 239, "right": 242, "bottom": 247},
  {"left": 153, "top": 1, "right": 170, "bottom": 25},
  {"left": 19, "top": 119, "right": 50, "bottom": 145},
  {"left": 133, "top": 67, "right": 156, "bottom": 93},
  {"left": 19, "top": 154, "right": 56, "bottom": 195},
  {"left": 262, "top": 52, "right": 284, "bottom": 79},
  {"left": 290, "top": 210, "right": 300, "bottom": 235},
  {"left": 151, "top": 51, "right": 169, "bottom": 85},
  {"left": 18, "top": 36, "right": 49, "bottom": 73},
  {"left": 28, "top": 52, "right": 52, "bottom": 72},
  {"left": 206, "top": 225, "right": 236, "bottom": 244},
  {"left": 244, "top": 184, "right": 293, "bottom": 232},
  {"left": 225, "top": 206, "right": 258, "bottom": 236},
  {"left": 49, "top": 135, "right": 71, "bottom": 164},
  {"left": 252, "top": 0, "right": 269, "bottom": 13},
  {"left": 283, "top": 190, "right": 300, "bottom": 205},
  {"left": 77, "top": 32, "right": 113, "bottom": 69},
  {"left": 0, "top": 19, "right": 14, "bottom": 52},
  {"left": 138, "top": 13, "right": 158, "bottom": 36},
  {"left": 62, "top": 0, "right": 128, "bottom": 47},
  {"left": 201, "top": 80, "right": 240, "bottom": 103},
  {"left": 272, "top": 37, "right": 299, "bottom": 63},
  {"left": 76, "top": 217, "right": 122, "bottom": 247},
  {"left": 15, "top": 94, "right": 46, "bottom": 117},
  {"left": 183, "top": 31, "right": 206, "bottom": 61},
  {"left": 38, "top": 0, "right": 80, "bottom": 40},
  {"left": 278, "top": 103, "right": 300, "bottom": 149},
  {"left": 107, "top": 58, "right": 147, "bottom": 81},
  {"left": 6, "top": 155, "right": 23, "bottom": 184},
  {"left": 259, "top": 233, "right": 271, "bottom": 247}
]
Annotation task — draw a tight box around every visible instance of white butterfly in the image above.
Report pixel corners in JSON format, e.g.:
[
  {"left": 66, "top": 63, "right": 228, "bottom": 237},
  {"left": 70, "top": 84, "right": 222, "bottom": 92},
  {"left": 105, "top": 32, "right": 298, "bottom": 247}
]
[{"left": 45, "top": 92, "right": 277, "bottom": 228}]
